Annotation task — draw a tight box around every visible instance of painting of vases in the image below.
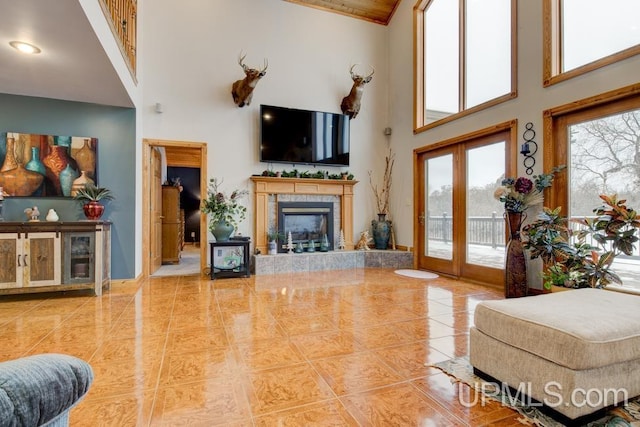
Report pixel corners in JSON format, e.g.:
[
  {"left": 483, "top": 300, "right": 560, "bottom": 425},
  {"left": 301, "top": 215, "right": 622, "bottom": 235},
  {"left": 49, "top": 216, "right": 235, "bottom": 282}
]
[{"left": 0, "top": 132, "right": 98, "bottom": 197}]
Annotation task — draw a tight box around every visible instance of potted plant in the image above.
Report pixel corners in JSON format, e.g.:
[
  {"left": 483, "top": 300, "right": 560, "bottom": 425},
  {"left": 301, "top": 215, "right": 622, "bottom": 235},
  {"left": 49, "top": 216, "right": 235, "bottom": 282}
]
[
  {"left": 73, "top": 184, "right": 114, "bottom": 220},
  {"left": 266, "top": 228, "right": 283, "bottom": 255},
  {"left": 523, "top": 194, "right": 640, "bottom": 289},
  {"left": 200, "top": 178, "right": 248, "bottom": 242}
]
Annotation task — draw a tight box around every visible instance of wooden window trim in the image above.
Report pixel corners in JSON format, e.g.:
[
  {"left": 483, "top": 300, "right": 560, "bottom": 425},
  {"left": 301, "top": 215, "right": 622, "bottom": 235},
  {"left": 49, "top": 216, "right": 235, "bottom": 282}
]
[
  {"left": 413, "top": 0, "right": 518, "bottom": 133},
  {"left": 543, "top": 83, "right": 640, "bottom": 208},
  {"left": 543, "top": 0, "right": 640, "bottom": 87}
]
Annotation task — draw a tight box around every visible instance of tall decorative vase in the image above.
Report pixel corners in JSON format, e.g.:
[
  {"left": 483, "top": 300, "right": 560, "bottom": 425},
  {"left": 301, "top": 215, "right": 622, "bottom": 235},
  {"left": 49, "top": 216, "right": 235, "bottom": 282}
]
[
  {"left": 504, "top": 211, "right": 527, "bottom": 298},
  {"left": 210, "top": 221, "right": 234, "bottom": 242},
  {"left": 0, "top": 137, "right": 18, "bottom": 172},
  {"left": 75, "top": 139, "right": 96, "bottom": 179},
  {"left": 43, "top": 145, "right": 70, "bottom": 195},
  {"left": 371, "top": 213, "right": 391, "bottom": 250},
  {"left": 59, "top": 164, "right": 79, "bottom": 197}
]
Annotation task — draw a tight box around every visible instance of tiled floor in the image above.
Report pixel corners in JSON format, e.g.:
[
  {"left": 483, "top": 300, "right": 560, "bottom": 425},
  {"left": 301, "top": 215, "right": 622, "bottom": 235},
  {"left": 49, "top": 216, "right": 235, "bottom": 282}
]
[{"left": 0, "top": 268, "right": 525, "bottom": 426}]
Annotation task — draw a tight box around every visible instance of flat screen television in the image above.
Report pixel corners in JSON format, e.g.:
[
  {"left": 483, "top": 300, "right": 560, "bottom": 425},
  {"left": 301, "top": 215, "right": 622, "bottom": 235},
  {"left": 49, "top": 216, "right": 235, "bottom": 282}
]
[{"left": 260, "top": 104, "right": 350, "bottom": 167}]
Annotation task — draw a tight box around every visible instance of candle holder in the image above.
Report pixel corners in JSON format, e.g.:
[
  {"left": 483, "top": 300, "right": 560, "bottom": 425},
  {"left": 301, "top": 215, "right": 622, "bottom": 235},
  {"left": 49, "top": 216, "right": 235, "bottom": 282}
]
[{"left": 520, "top": 122, "right": 538, "bottom": 175}]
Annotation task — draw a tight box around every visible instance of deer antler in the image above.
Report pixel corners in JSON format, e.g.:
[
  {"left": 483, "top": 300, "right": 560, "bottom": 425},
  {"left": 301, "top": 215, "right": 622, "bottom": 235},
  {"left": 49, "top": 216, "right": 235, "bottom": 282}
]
[
  {"left": 238, "top": 52, "right": 248, "bottom": 71},
  {"left": 261, "top": 58, "right": 268, "bottom": 73}
]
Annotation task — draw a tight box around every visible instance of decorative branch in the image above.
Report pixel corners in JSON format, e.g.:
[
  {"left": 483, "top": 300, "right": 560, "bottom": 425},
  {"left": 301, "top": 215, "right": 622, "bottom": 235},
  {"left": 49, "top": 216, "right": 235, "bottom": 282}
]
[{"left": 368, "top": 147, "right": 395, "bottom": 216}]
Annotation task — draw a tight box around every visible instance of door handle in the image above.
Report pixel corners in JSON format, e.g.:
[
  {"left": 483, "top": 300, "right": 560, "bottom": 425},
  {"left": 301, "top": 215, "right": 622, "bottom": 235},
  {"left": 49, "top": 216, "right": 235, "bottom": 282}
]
[
  {"left": 418, "top": 212, "right": 426, "bottom": 225},
  {"left": 17, "top": 255, "right": 21, "bottom": 267},
  {"left": 23, "top": 254, "right": 28, "bottom": 266}
]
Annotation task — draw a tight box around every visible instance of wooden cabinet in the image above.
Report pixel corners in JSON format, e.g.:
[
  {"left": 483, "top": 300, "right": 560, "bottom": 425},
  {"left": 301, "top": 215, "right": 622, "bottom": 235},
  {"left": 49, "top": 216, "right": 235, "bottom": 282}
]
[
  {"left": 0, "top": 222, "right": 111, "bottom": 296},
  {"left": 0, "top": 231, "right": 61, "bottom": 289},
  {"left": 162, "top": 186, "right": 181, "bottom": 264}
]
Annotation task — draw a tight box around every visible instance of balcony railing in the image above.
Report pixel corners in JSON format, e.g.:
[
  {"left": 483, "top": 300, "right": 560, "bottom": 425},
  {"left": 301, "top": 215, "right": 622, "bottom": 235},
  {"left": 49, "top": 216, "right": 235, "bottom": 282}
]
[
  {"left": 99, "top": 0, "right": 137, "bottom": 76},
  {"left": 427, "top": 214, "right": 640, "bottom": 257}
]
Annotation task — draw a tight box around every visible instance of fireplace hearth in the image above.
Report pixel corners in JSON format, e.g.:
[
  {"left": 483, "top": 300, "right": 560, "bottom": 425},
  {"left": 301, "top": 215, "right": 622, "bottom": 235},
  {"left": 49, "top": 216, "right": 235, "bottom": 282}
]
[{"left": 278, "top": 202, "right": 334, "bottom": 252}]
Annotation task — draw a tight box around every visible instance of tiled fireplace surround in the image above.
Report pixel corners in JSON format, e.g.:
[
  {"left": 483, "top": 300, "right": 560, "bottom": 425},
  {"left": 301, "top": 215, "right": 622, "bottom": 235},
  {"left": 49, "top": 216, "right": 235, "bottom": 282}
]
[{"left": 250, "top": 177, "right": 413, "bottom": 275}]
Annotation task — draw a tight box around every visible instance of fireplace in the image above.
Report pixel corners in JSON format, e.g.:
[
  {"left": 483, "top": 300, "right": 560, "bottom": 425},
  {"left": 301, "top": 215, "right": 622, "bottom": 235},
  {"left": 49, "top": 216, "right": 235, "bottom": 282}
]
[{"left": 278, "top": 202, "right": 334, "bottom": 252}]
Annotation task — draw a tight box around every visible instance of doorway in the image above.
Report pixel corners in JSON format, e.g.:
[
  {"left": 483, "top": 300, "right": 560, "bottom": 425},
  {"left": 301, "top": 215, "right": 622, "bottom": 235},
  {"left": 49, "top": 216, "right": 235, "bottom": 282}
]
[
  {"left": 142, "top": 139, "right": 208, "bottom": 278},
  {"left": 414, "top": 121, "right": 517, "bottom": 286}
]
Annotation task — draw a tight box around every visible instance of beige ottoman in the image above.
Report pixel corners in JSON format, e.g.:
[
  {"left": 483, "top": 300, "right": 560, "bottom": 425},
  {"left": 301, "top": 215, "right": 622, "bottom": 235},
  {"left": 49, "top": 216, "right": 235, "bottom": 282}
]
[{"left": 470, "top": 289, "right": 640, "bottom": 423}]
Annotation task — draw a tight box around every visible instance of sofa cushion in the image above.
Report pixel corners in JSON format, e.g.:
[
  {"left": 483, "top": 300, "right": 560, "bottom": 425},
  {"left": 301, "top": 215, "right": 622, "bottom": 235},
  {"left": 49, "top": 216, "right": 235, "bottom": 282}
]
[
  {"left": 0, "top": 354, "right": 93, "bottom": 427},
  {"left": 474, "top": 289, "right": 640, "bottom": 370}
]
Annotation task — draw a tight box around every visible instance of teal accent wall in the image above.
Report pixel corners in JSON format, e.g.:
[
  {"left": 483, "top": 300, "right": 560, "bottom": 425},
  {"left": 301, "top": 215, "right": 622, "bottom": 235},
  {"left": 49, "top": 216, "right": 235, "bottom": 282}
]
[{"left": 0, "top": 93, "right": 136, "bottom": 279}]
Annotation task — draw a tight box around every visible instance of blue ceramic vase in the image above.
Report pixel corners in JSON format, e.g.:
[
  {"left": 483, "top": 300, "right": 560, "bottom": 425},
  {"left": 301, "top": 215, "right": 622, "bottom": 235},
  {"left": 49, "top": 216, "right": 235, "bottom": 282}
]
[
  {"left": 371, "top": 214, "right": 391, "bottom": 250},
  {"left": 59, "top": 164, "right": 79, "bottom": 197}
]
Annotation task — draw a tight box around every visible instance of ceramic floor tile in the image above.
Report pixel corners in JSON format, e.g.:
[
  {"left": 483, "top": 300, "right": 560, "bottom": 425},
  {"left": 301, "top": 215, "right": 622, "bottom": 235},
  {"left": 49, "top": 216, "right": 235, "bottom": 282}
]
[
  {"left": 224, "top": 314, "right": 286, "bottom": 343},
  {"left": 89, "top": 357, "right": 161, "bottom": 398},
  {"left": 164, "top": 326, "right": 229, "bottom": 355},
  {"left": 339, "top": 382, "right": 466, "bottom": 426},
  {"left": 373, "top": 341, "right": 451, "bottom": 380},
  {"left": 69, "top": 390, "right": 155, "bottom": 427},
  {"left": 351, "top": 323, "right": 415, "bottom": 350},
  {"left": 311, "top": 351, "right": 404, "bottom": 396},
  {"left": 276, "top": 314, "right": 338, "bottom": 336},
  {"left": 290, "top": 330, "right": 364, "bottom": 360},
  {"left": 391, "top": 317, "right": 457, "bottom": 341},
  {"left": 245, "top": 362, "right": 335, "bottom": 415},
  {"left": 235, "top": 337, "right": 306, "bottom": 371},
  {"left": 152, "top": 377, "right": 251, "bottom": 426},
  {"left": 253, "top": 399, "right": 359, "bottom": 426},
  {"left": 0, "top": 268, "right": 525, "bottom": 426},
  {"left": 159, "top": 347, "right": 239, "bottom": 386},
  {"left": 412, "top": 373, "right": 520, "bottom": 426},
  {"left": 169, "top": 311, "right": 224, "bottom": 330},
  {"left": 429, "top": 333, "right": 470, "bottom": 359}
]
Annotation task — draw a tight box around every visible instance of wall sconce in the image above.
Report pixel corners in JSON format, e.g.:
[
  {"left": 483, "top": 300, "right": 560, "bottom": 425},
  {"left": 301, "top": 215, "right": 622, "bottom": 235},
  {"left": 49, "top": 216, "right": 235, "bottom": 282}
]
[{"left": 520, "top": 122, "right": 537, "bottom": 175}]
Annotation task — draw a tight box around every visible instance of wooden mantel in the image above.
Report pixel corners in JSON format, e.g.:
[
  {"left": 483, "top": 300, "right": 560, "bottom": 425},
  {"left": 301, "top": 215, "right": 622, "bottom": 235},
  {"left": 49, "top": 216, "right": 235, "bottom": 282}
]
[{"left": 250, "top": 176, "right": 358, "bottom": 253}]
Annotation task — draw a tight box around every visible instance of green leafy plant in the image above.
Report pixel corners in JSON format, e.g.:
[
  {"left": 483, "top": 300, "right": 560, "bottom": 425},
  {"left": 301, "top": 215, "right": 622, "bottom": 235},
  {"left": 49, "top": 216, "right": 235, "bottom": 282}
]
[
  {"left": 266, "top": 228, "right": 284, "bottom": 242},
  {"left": 73, "top": 184, "right": 114, "bottom": 203},
  {"left": 200, "top": 178, "right": 248, "bottom": 229},
  {"left": 523, "top": 194, "right": 640, "bottom": 289}
]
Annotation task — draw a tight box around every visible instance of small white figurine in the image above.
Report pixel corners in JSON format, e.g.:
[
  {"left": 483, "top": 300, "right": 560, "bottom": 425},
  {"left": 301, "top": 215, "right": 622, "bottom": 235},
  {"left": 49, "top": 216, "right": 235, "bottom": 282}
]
[{"left": 46, "top": 209, "right": 59, "bottom": 222}]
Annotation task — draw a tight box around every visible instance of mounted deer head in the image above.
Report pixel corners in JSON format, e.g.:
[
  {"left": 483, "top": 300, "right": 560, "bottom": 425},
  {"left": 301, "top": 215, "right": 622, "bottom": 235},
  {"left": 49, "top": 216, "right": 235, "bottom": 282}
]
[
  {"left": 231, "top": 53, "right": 268, "bottom": 107},
  {"left": 340, "top": 64, "right": 374, "bottom": 119}
]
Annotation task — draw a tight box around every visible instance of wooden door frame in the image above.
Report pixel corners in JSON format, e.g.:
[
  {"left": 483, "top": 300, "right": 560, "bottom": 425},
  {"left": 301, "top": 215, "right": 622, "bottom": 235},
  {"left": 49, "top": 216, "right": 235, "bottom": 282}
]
[
  {"left": 413, "top": 120, "right": 517, "bottom": 285},
  {"left": 142, "top": 138, "right": 208, "bottom": 278}
]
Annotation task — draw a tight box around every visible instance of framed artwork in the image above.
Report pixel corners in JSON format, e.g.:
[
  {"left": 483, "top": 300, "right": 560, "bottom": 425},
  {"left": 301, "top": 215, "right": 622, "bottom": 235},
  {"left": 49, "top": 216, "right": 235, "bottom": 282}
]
[{"left": 0, "top": 132, "right": 98, "bottom": 197}]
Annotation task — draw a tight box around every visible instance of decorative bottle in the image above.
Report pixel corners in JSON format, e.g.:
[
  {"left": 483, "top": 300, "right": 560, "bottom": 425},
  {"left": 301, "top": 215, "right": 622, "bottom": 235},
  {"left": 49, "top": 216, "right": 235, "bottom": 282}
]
[
  {"left": 71, "top": 171, "right": 95, "bottom": 197},
  {"left": 59, "top": 163, "right": 79, "bottom": 197},
  {"left": 74, "top": 139, "right": 96, "bottom": 179}
]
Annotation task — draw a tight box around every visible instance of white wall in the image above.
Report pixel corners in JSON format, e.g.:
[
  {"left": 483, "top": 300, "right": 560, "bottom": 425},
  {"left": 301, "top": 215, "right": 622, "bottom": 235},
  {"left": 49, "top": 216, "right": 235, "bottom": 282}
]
[
  {"left": 141, "top": 0, "right": 389, "bottom": 241},
  {"left": 388, "top": 0, "right": 640, "bottom": 256}
]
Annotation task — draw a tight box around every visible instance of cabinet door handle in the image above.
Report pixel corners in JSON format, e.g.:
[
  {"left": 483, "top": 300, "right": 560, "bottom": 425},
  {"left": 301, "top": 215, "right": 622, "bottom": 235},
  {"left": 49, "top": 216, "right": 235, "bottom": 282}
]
[
  {"left": 23, "top": 254, "right": 28, "bottom": 266},
  {"left": 17, "top": 254, "right": 21, "bottom": 267}
]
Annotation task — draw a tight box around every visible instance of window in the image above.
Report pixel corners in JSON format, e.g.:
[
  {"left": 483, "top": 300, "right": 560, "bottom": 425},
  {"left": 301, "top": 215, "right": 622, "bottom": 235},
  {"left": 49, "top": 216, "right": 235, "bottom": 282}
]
[
  {"left": 543, "top": 0, "right": 640, "bottom": 86},
  {"left": 545, "top": 85, "right": 640, "bottom": 291},
  {"left": 414, "top": 0, "right": 517, "bottom": 132}
]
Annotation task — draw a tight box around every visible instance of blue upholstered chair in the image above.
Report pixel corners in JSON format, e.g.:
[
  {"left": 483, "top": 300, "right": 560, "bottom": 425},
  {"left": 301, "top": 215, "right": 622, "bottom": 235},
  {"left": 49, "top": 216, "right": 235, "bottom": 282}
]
[{"left": 0, "top": 354, "right": 93, "bottom": 427}]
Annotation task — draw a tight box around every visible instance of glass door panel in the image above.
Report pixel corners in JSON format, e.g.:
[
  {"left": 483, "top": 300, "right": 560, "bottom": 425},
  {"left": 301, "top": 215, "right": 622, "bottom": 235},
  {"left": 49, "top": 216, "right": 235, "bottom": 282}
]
[
  {"left": 466, "top": 142, "right": 506, "bottom": 268},
  {"left": 426, "top": 154, "right": 454, "bottom": 261},
  {"left": 568, "top": 109, "right": 640, "bottom": 289}
]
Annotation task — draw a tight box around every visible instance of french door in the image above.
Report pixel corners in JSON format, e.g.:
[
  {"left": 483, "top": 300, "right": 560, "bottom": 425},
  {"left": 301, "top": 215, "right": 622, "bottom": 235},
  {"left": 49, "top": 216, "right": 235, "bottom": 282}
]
[{"left": 415, "top": 123, "right": 517, "bottom": 286}]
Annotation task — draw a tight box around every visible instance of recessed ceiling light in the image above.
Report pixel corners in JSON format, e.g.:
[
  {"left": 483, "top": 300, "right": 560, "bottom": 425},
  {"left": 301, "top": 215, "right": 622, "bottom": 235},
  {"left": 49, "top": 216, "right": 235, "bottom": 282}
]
[{"left": 9, "top": 41, "right": 41, "bottom": 54}]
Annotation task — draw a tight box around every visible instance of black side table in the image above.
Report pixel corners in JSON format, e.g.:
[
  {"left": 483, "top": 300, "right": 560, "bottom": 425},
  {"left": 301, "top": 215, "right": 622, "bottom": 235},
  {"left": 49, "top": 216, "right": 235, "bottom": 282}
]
[{"left": 209, "top": 239, "right": 250, "bottom": 279}]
